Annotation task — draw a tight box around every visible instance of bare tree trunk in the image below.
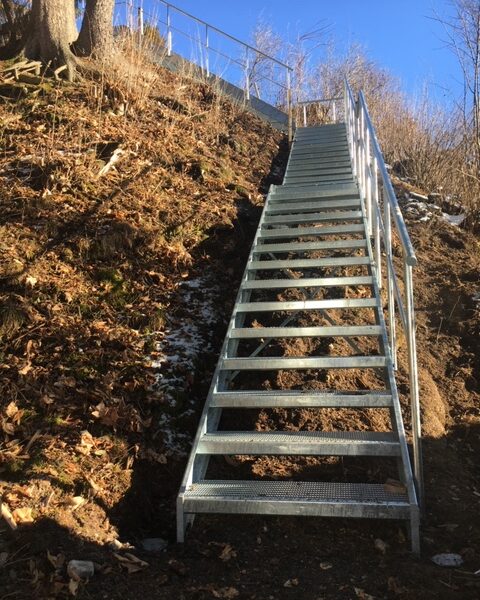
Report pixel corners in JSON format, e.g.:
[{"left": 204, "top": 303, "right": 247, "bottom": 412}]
[
  {"left": 24, "top": 0, "right": 77, "bottom": 81},
  {"left": 75, "top": 0, "right": 114, "bottom": 58}
]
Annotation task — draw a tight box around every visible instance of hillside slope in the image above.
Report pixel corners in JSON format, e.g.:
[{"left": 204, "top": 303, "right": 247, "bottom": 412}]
[{"left": 0, "top": 59, "right": 479, "bottom": 600}]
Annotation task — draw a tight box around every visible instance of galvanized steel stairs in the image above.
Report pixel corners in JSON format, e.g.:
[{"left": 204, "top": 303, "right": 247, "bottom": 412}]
[{"left": 177, "top": 122, "right": 420, "bottom": 552}]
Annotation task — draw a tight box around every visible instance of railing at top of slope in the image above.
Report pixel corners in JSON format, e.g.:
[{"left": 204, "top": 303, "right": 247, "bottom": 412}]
[{"left": 114, "top": 1, "right": 293, "bottom": 120}]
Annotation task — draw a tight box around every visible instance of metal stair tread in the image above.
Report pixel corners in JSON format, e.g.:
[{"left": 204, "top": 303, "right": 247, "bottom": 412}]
[
  {"left": 266, "top": 200, "right": 361, "bottom": 213},
  {"left": 241, "top": 275, "right": 373, "bottom": 289},
  {"left": 236, "top": 298, "right": 379, "bottom": 312},
  {"left": 262, "top": 210, "right": 363, "bottom": 225},
  {"left": 182, "top": 481, "right": 410, "bottom": 519},
  {"left": 221, "top": 356, "right": 387, "bottom": 370},
  {"left": 257, "top": 224, "right": 365, "bottom": 239},
  {"left": 230, "top": 325, "right": 382, "bottom": 338},
  {"left": 211, "top": 389, "right": 393, "bottom": 408},
  {"left": 248, "top": 256, "right": 370, "bottom": 269},
  {"left": 198, "top": 430, "right": 400, "bottom": 456},
  {"left": 253, "top": 239, "right": 366, "bottom": 252}
]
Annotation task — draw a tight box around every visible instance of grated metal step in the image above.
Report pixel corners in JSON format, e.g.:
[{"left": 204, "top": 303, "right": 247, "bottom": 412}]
[
  {"left": 198, "top": 431, "right": 400, "bottom": 456},
  {"left": 182, "top": 481, "right": 411, "bottom": 519}
]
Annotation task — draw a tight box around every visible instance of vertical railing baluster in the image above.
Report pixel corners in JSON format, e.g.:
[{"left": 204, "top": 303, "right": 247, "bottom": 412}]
[
  {"left": 166, "top": 4, "right": 172, "bottom": 56},
  {"left": 205, "top": 24, "right": 209, "bottom": 77},
  {"left": 303, "top": 104, "right": 307, "bottom": 127},
  {"left": 286, "top": 69, "right": 293, "bottom": 144},
  {"left": 245, "top": 48, "right": 250, "bottom": 101},
  {"left": 373, "top": 156, "right": 381, "bottom": 288},
  {"left": 404, "top": 262, "right": 424, "bottom": 508},
  {"left": 384, "top": 190, "right": 397, "bottom": 370}
]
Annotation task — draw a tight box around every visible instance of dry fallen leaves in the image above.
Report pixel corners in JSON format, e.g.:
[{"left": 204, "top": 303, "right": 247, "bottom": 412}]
[
  {"left": 64, "top": 496, "right": 86, "bottom": 511},
  {"left": 219, "top": 544, "right": 237, "bottom": 562},
  {"left": 211, "top": 587, "right": 239, "bottom": 599},
  {"left": 1, "top": 500, "right": 17, "bottom": 530},
  {"left": 12, "top": 506, "right": 34, "bottom": 524},
  {"left": 114, "top": 552, "right": 149, "bottom": 574}
]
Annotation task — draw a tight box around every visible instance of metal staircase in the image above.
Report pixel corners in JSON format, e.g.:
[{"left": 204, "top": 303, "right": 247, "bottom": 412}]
[{"left": 177, "top": 80, "right": 423, "bottom": 553}]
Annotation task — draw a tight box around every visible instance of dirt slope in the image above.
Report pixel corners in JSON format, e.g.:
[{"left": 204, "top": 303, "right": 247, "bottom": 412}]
[{"left": 0, "top": 60, "right": 479, "bottom": 600}]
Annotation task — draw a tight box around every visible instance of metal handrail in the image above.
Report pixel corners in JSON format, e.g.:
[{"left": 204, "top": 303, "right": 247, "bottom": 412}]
[
  {"left": 115, "top": 0, "right": 293, "bottom": 138},
  {"left": 344, "top": 78, "right": 423, "bottom": 507}
]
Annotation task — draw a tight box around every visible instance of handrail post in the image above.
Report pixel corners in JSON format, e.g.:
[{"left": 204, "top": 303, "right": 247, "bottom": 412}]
[
  {"left": 303, "top": 104, "right": 307, "bottom": 127},
  {"left": 287, "top": 69, "right": 293, "bottom": 144},
  {"left": 137, "top": 7, "right": 144, "bottom": 43},
  {"left": 332, "top": 99, "right": 336, "bottom": 123},
  {"left": 245, "top": 48, "right": 250, "bottom": 101},
  {"left": 205, "top": 24, "right": 210, "bottom": 77},
  {"left": 384, "top": 191, "right": 397, "bottom": 369},
  {"left": 166, "top": 4, "right": 172, "bottom": 56},
  {"left": 373, "top": 156, "right": 381, "bottom": 288},
  {"left": 404, "top": 262, "right": 424, "bottom": 509},
  {"left": 365, "top": 126, "right": 373, "bottom": 236}
]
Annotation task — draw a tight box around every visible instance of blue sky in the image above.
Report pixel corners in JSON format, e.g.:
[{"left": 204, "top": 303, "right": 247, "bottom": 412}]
[{"left": 137, "top": 0, "right": 462, "bottom": 104}]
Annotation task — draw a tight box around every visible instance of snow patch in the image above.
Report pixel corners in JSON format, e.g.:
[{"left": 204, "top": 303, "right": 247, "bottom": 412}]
[{"left": 147, "top": 275, "right": 222, "bottom": 453}]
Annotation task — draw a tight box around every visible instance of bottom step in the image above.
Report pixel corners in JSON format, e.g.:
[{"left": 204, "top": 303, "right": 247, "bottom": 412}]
[{"left": 182, "top": 480, "right": 411, "bottom": 519}]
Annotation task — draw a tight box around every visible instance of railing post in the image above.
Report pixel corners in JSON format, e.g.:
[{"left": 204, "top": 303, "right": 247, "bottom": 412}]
[
  {"left": 127, "top": 0, "right": 133, "bottom": 31},
  {"left": 332, "top": 99, "right": 337, "bottom": 123},
  {"left": 245, "top": 48, "right": 250, "bottom": 101},
  {"left": 205, "top": 24, "right": 210, "bottom": 77},
  {"left": 373, "top": 156, "right": 381, "bottom": 288},
  {"left": 384, "top": 191, "right": 397, "bottom": 370},
  {"left": 365, "top": 126, "right": 373, "bottom": 236},
  {"left": 287, "top": 69, "right": 293, "bottom": 144},
  {"left": 404, "top": 262, "right": 424, "bottom": 509},
  {"left": 166, "top": 4, "right": 172, "bottom": 56},
  {"left": 137, "top": 7, "right": 144, "bottom": 42},
  {"left": 303, "top": 104, "right": 307, "bottom": 127}
]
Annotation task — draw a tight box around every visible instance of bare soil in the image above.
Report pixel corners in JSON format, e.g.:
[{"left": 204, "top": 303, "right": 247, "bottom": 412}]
[{"left": 0, "top": 59, "right": 479, "bottom": 600}]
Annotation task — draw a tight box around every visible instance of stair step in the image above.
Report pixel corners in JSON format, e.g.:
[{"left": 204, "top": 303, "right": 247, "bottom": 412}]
[
  {"left": 221, "top": 356, "right": 387, "bottom": 370},
  {"left": 197, "top": 431, "right": 400, "bottom": 456},
  {"left": 211, "top": 390, "right": 393, "bottom": 408},
  {"left": 248, "top": 256, "right": 370, "bottom": 270},
  {"left": 288, "top": 159, "right": 351, "bottom": 170},
  {"left": 287, "top": 159, "right": 351, "bottom": 169},
  {"left": 286, "top": 167, "right": 352, "bottom": 178},
  {"left": 291, "top": 150, "right": 350, "bottom": 160},
  {"left": 230, "top": 325, "right": 382, "bottom": 338},
  {"left": 271, "top": 184, "right": 358, "bottom": 199},
  {"left": 253, "top": 239, "right": 366, "bottom": 253},
  {"left": 266, "top": 199, "right": 360, "bottom": 213},
  {"left": 263, "top": 210, "right": 363, "bottom": 226},
  {"left": 294, "top": 143, "right": 349, "bottom": 152},
  {"left": 241, "top": 275, "right": 373, "bottom": 290},
  {"left": 258, "top": 224, "right": 365, "bottom": 239},
  {"left": 236, "top": 298, "right": 378, "bottom": 313},
  {"left": 182, "top": 481, "right": 410, "bottom": 519},
  {"left": 283, "top": 174, "right": 354, "bottom": 184}
]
